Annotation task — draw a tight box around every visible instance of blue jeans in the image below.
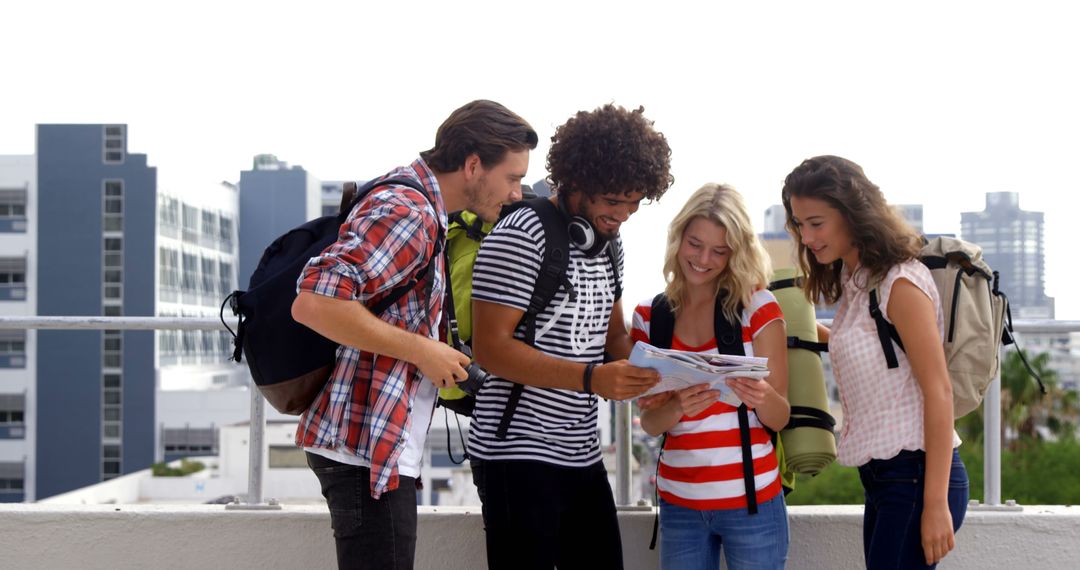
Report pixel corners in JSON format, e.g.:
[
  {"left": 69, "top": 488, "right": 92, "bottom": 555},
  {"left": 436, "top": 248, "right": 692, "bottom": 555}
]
[
  {"left": 307, "top": 452, "right": 418, "bottom": 570},
  {"left": 659, "top": 494, "right": 789, "bottom": 570},
  {"left": 858, "top": 449, "right": 969, "bottom": 570}
]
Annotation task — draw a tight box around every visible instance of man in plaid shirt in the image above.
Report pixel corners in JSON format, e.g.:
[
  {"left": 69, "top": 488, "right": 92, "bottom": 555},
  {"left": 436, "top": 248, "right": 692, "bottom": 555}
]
[{"left": 292, "top": 100, "right": 537, "bottom": 570}]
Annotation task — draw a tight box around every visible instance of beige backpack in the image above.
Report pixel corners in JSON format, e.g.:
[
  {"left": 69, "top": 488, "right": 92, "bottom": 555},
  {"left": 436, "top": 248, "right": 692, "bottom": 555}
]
[{"left": 869, "top": 236, "right": 1045, "bottom": 418}]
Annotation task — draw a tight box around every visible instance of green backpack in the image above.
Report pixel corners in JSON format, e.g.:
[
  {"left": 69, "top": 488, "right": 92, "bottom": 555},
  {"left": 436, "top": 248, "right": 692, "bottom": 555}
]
[{"left": 436, "top": 209, "right": 494, "bottom": 415}]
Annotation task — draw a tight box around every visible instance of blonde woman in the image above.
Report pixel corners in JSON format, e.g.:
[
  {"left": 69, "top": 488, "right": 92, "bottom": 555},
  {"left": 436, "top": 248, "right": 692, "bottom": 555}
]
[
  {"left": 782, "top": 155, "right": 968, "bottom": 569},
  {"left": 634, "top": 184, "right": 790, "bottom": 570}
]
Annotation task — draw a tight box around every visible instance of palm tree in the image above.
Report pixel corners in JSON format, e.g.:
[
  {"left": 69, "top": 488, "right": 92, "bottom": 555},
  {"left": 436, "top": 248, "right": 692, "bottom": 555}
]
[{"left": 957, "top": 349, "right": 1078, "bottom": 450}]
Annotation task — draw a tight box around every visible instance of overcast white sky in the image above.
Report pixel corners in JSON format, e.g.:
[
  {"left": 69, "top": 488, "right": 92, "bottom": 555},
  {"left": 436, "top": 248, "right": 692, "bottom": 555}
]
[{"left": 3, "top": 1, "right": 1078, "bottom": 318}]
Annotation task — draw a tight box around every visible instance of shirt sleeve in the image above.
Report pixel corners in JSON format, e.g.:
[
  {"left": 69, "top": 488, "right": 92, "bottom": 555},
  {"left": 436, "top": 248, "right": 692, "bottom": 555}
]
[
  {"left": 297, "top": 189, "right": 438, "bottom": 303},
  {"left": 879, "top": 260, "right": 943, "bottom": 337},
  {"left": 470, "top": 208, "right": 544, "bottom": 312},
  {"left": 746, "top": 289, "right": 785, "bottom": 340},
  {"left": 630, "top": 298, "right": 651, "bottom": 344}
]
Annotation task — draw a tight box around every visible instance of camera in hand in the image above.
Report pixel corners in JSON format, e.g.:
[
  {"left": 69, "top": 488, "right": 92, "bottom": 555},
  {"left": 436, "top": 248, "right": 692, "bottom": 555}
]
[{"left": 458, "top": 362, "right": 490, "bottom": 396}]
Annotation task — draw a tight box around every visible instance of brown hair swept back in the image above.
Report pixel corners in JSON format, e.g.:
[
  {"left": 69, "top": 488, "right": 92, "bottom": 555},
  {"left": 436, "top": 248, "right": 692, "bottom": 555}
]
[
  {"left": 420, "top": 100, "right": 538, "bottom": 174},
  {"left": 781, "top": 155, "right": 922, "bottom": 304}
]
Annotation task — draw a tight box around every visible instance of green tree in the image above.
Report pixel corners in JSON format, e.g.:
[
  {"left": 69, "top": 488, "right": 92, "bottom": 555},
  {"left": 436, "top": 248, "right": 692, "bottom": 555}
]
[{"left": 957, "top": 349, "right": 1078, "bottom": 451}]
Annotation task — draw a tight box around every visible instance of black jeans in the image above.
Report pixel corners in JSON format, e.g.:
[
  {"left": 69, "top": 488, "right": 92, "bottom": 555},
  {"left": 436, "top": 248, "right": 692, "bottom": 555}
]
[
  {"left": 477, "top": 459, "right": 623, "bottom": 570},
  {"left": 307, "top": 452, "right": 418, "bottom": 570}
]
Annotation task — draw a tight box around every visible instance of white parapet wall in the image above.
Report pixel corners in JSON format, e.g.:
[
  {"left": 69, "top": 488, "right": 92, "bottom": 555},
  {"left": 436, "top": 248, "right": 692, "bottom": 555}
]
[{"left": 0, "top": 504, "right": 1078, "bottom": 569}]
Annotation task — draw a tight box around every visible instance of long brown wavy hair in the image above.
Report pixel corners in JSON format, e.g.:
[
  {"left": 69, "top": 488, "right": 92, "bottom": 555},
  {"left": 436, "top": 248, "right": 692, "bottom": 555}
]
[{"left": 781, "top": 155, "right": 921, "bottom": 304}]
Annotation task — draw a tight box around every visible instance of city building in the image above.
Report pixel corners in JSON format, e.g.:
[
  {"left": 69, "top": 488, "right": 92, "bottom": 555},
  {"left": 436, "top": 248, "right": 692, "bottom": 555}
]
[
  {"left": 1, "top": 126, "right": 261, "bottom": 501},
  {"left": 961, "top": 192, "right": 1054, "bottom": 319},
  {"left": 155, "top": 177, "right": 252, "bottom": 463},
  {"left": 34, "top": 124, "right": 158, "bottom": 499},
  {"left": 0, "top": 154, "right": 34, "bottom": 503},
  {"left": 237, "top": 154, "right": 321, "bottom": 287}
]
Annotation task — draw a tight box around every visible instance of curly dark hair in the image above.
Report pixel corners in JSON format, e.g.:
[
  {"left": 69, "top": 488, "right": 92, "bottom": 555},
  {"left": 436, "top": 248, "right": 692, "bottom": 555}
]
[
  {"left": 420, "top": 100, "right": 538, "bottom": 174},
  {"left": 781, "top": 155, "right": 922, "bottom": 304},
  {"left": 546, "top": 104, "right": 673, "bottom": 200}
]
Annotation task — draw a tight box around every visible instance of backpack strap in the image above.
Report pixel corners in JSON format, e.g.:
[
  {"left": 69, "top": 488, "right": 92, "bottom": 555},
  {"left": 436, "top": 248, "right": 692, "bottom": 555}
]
[
  {"left": 649, "top": 293, "right": 675, "bottom": 349},
  {"left": 495, "top": 197, "right": 573, "bottom": 440},
  {"left": 868, "top": 286, "right": 904, "bottom": 370},
  {"left": 608, "top": 240, "right": 623, "bottom": 301},
  {"left": 711, "top": 298, "right": 758, "bottom": 516}
]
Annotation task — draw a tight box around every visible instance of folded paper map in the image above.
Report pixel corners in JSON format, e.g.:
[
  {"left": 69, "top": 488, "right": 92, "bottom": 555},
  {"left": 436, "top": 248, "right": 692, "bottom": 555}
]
[{"left": 628, "top": 341, "right": 769, "bottom": 406}]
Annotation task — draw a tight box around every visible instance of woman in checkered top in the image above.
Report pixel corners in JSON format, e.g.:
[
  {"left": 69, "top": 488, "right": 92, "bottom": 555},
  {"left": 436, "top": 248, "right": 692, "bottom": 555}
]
[{"left": 782, "top": 155, "right": 969, "bottom": 569}]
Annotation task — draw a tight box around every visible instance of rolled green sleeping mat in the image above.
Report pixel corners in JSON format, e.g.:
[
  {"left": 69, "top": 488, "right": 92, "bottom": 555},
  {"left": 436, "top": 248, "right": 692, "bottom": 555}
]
[{"left": 769, "top": 267, "right": 837, "bottom": 476}]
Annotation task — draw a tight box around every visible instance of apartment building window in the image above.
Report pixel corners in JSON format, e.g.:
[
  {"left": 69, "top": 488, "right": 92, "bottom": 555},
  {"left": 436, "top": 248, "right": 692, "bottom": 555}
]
[
  {"left": 103, "top": 125, "right": 125, "bottom": 164},
  {"left": 182, "top": 205, "right": 199, "bottom": 244},
  {"left": 200, "top": 330, "right": 215, "bottom": 354},
  {"left": 158, "top": 248, "right": 180, "bottom": 302},
  {"left": 103, "top": 180, "right": 123, "bottom": 232},
  {"left": 103, "top": 444, "right": 121, "bottom": 479},
  {"left": 219, "top": 331, "right": 232, "bottom": 357},
  {"left": 0, "top": 394, "right": 25, "bottom": 425},
  {"left": 201, "top": 211, "right": 218, "bottom": 248},
  {"left": 0, "top": 190, "right": 26, "bottom": 219},
  {"left": 0, "top": 189, "right": 28, "bottom": 233},
  {"left": 181, "top": 253, "right": 198, "bottom": 293},
  {"left": 0, "top": 462, "right": 23, "bottom": 493},
  {"left": 218, "top": 261, "right": 234, "bottom": 296},
  {"left": 200, "top": 257, "right": 217, "bottom": 298},
  {"left": 269, "top": 445, "right": 307, "bottom": 468},
  {"left": 0, "top": 258, "right": 27, "bottom": 301},
  {"left": 163, "top": 427, "right": 215, "bottom": 455},
  {"left": 219, "top": 216, "right": 234, "bottom": 250},
  {"left": 0, "top": 330, "right": 26, "bottom": 368}
]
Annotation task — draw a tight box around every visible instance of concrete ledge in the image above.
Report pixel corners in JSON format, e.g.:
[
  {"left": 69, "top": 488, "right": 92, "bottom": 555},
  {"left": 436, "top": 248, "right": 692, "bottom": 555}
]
[{"left": 0, "top": 504, "right": 1077, "bottom": 569}]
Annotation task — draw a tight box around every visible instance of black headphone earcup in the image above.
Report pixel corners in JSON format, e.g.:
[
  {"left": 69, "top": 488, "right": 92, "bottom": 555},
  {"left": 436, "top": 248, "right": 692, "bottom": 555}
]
[{"left": 568, "top": 217, "right": 596, "bottom": 251}]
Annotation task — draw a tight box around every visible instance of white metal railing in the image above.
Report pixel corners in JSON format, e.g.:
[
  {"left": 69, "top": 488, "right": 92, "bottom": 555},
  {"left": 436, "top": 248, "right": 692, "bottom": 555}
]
[{"left": 1, "top": 316, "right": 1077, "bottom": 508}]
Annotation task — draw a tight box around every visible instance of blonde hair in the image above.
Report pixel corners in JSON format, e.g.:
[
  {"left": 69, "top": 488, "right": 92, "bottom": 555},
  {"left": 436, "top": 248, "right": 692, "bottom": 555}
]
[{"left": 663, "top": 183, "right": 771, "bottom": 322}]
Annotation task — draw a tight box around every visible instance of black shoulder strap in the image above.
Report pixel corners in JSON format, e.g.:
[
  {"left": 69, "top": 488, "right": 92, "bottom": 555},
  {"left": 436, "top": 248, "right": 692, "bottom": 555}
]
[
  {"left": 868, "top": 287, "right": 904, "bottom": 370},
  {"left": 649, "top": 293, "right": 675, "bottom": 349},
  {"left": 607, "top": 240, "right": 623, "bottom": 301},
  {"left": 496, "top": 197, "right": 573, "bottom": 440},
  {"left": 711, "top": 296, "right": 757, "bottom": 515},
  {"left": 355, "top": 176, "right": 446, "bottom": 317}
]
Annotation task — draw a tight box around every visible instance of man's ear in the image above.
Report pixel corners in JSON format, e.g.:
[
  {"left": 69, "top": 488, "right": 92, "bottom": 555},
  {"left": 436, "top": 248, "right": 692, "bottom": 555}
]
[{"left": 463, "top": 153, "right": 482, "bottom": 180}]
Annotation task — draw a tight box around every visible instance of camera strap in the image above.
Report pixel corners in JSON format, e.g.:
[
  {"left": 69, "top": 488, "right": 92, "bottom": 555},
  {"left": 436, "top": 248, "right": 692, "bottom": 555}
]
[{"left": 441, "top": 249, "right": 465, "bottom": 352}]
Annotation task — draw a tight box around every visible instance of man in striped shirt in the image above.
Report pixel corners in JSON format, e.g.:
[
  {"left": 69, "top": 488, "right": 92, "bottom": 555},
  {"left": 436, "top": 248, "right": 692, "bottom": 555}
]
[
  {"left": 468, "top": 104, "right": 674, "bottom": 569},
  {"left": 291, "top": 100, "right": 537, "bottom": 570}
]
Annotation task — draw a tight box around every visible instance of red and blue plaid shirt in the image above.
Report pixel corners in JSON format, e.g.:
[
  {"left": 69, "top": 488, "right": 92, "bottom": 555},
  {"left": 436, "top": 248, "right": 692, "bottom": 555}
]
[{"left": 295, "top": 158, "right": 445, "bottom": 498}]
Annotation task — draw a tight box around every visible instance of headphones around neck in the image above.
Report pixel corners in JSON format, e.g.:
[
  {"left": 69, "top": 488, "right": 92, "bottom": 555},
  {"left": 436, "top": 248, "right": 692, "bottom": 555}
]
[{"left": 558, "top": 191, "right": 609, "bottom": 258}]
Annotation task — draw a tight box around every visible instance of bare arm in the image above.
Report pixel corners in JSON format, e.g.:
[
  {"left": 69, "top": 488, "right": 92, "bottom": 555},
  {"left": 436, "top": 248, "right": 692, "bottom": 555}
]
[
  {"left": 888, "top": 278, "right": 956, "bottom": 565},
  {"left": 471, "top": 299, "right": 659, "bottom": 400},
  {"left": 816, "top": 322, "right": 831, "bottom": 344},
  {"left": 291, "top": 291, "right": 470, "bottom": 388},
  {"left": 605, "top": 299, "right": 635, "bottom": 360}
]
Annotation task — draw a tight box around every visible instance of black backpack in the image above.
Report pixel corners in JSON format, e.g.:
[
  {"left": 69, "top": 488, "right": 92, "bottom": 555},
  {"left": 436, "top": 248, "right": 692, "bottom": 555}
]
[{"left": 222, "top": 177, "right": 440, "bottom": 415}]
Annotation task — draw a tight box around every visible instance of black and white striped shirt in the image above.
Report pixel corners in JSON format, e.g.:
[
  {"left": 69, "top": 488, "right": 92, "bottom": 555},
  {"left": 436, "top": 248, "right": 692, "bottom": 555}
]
[{"left": 466, "top": 206, "right": 624, "bottom": 466}]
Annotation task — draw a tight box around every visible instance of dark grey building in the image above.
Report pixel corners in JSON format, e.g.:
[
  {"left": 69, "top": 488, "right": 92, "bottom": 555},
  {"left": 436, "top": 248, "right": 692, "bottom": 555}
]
[
  {"left": 237, "top": 155, "right": 320, "bottom": 286},
  {"left": 961, "top": 192, "right": 1054, "bottom": 319},
  {"left": 35, "top": 124, "right": 157, "bottom": 498}
]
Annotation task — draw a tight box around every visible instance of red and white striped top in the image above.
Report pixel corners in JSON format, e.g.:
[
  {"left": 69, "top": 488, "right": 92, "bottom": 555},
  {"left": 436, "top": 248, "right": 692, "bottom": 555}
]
[{"left": 632, "top": 290, "right": 785, "bottom": 511}]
